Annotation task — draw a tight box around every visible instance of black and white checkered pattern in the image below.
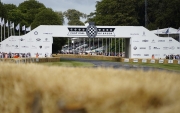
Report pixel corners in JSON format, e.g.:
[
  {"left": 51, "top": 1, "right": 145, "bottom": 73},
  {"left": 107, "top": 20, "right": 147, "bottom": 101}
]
[
  {"left": 88, "top": 27, "right": 96, "bottom": 36},
  {"left": 87, "top": 26, "right": 97, "bottom": 38}
]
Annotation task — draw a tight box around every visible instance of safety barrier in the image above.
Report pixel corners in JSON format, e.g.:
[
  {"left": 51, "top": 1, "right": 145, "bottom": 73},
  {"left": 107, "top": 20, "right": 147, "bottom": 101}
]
[{"left": 122, "top": 58, "right": 180, "bottom": 64}]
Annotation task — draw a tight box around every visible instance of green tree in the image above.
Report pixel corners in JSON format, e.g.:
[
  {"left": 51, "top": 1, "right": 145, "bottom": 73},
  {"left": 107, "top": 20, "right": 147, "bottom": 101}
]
[
  {"left": 63, "top": 9, "right": 86, "bottom": 25},
  {"left": 0, "top": 1, "right": 7, "bottom": 19},
  {"left": 89, "top": 0, "right": 139, "bottom": 26},
  {"left": 18, "top": 0, "right": 46, "bottom": 25},
  {"left": 31, "top": 8, "right": 63, "bottom": 28}
]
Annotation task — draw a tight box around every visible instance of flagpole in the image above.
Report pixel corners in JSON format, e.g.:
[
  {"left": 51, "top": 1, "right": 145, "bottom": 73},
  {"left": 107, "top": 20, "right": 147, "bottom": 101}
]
[
  {"left": 19, "top": 24, "right": 20, "bottom": 36},
  {"left": 1, "top": 26, "right": 2, "bottom": 42},
  {"left": 7, "top": 22, "right": 9, "bottom": 37},
  {"left": 10, "top": 22, "right": 12, "bottom": 36},
  {"left": 4, "top": 21, "right": 5, "bottom": 40},
  {"left": 13, "top": 27, "right": 15, "bottom": 36}
]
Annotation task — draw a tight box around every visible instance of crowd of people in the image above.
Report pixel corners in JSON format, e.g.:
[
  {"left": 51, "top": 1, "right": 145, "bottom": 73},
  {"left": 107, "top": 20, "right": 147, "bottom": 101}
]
[
  {"left": 0, "top": 52, "right": 32, "bottom": 58},
  {"left": 165, "top": 54, "right": 180, "bottom": 59}
]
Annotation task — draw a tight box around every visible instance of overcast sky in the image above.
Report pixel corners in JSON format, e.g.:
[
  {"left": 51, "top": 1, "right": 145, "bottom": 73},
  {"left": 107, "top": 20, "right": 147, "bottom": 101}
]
[{"left": 1, "top": 0, "right": 100, "bottom": 24}]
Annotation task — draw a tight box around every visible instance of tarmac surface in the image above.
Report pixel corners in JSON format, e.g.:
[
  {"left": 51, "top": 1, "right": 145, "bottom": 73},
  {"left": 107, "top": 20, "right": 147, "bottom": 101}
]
[{"left": 61, "top": 57, "right": 174, "bottom": 72}]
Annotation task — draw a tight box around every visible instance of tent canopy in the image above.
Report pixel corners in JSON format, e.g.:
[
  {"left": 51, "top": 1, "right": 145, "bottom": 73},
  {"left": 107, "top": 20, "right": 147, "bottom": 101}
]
[{"left": 151, "top": 27, "right": 180, "bottom": 35}]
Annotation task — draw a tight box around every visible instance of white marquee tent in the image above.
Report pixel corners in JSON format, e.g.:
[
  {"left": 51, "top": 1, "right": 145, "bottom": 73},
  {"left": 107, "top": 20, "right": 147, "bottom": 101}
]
[{"left": 0, "top": 24, "right": 180, "bottom": 59}]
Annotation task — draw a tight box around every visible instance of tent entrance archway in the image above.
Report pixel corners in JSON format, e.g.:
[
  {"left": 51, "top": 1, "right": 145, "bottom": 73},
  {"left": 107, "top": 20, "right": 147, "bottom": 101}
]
[{"left": 62, "top": 37, "right": 129, "bottom": 57}]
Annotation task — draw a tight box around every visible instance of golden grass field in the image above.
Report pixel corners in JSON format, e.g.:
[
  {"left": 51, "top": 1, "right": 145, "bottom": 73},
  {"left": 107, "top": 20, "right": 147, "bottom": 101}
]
[{"left": 0, "top": 62, "right": 180, "bottom": 113}]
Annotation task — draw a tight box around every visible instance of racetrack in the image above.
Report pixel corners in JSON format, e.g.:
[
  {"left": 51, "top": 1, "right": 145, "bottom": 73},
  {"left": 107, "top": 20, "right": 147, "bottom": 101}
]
[{"left": 61, "top": 57, "right": 171, "bottom": 72}]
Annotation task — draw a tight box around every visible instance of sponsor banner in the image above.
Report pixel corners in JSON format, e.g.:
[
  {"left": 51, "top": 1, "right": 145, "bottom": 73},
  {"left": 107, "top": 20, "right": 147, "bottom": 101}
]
[
  {"left": 150, "top": 59, "right": 155, "bottom": 63},
  {"left": 169, "top": 46, "right": 175, "bottom": 50},
  {"left": 168, "top": 60, "right": 173, "bottom": 64},
  {"left": 142, "top": 59, "right": 147, "bottom": 63},
  {"left": 124, "top": 59, "right": 129, "bottom": 62},
  {"left": 31, "top": 45, "right": 37, "bottom": 49},
  {"left": 153, "top": 47, "right": 160, "bottom": 50},
  {"left": 144, "top": 54, "right": 149, "bottom": 56},
  {"left": 133, "top": 54, "right": 141, "bottom": 56},
  {"left": 36, "top": 38, "right": 41, "bottom": 42},
  {"left": 133, "top": 59, "right": 138, "bottom": 63},
  {"left": 43, "top": 38, "right": 50, "bottom": 42},
  {"left": 163, "top": 47, "right": 169, "bottom": 50},
  {"left": 151, "top": 39, "right": 155, "bottom": 43},
  {"left": 142, "top": 39, "right": 148, "bottom": 42},
  {"left": 158, "top": 40, "right": 165, "bottom": 42},
  {"left": 133, "top": 40, "right": 139, "bottom": 42},
  {"left": 140, "top": 47, "right": 146, "bottom": 49},
  {"left": 159, "top": 59, "right": 164, "bottom": 64}
]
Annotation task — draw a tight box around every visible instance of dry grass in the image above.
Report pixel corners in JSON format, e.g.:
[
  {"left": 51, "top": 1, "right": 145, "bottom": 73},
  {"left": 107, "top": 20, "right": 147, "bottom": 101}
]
[{"left": 0, "top": 63, "right": 180, "bottom": 113}]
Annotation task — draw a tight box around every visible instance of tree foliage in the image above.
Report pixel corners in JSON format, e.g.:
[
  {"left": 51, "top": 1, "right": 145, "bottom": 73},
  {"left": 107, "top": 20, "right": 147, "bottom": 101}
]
[
  {"left": 63, "top": 9, "right": 86, "bottom": 25},
  {"left": 87, "top": 0, "right": 180, "bottom": 29},
  {"left": 0, "top": 1, "right": 7, "bottom": 19},
  {"left": 18, "top": 0, "right": 46, "bottom": 25},
  {"left": 31, "top": 8, "right": 63, "bottom": 28}
]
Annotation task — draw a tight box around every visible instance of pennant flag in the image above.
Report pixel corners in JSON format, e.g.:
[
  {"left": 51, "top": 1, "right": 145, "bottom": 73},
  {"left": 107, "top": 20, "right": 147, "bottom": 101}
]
[
  {"left": 16, "top": 24, "right": 20, "bottom": 30},
  {"left": 10, "top": 22, "right": 14, "bottom": 29},
  {"left": 6, "top": 21, "right": 9, "bottom": 27},
  {"left": 165, "top": 28, "right": 169, "bottom": 34},
  {"left": 22, "top": 25, "right": 25, "bottom": 31},
  {"left": 1, "top": 18, "right": 4, "bottom": 26},
  {"left": 26, "top": 26, "right": 31, "bottom": 31}
]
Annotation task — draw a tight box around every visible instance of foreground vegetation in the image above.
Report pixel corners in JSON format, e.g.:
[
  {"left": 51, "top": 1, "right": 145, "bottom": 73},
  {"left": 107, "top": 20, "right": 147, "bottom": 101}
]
[
  {"left": 1, "top": 62, "right": 180, "bottom": 113},
  {"left": 123, "top": 62, "right": 180, "bottom": 72}
]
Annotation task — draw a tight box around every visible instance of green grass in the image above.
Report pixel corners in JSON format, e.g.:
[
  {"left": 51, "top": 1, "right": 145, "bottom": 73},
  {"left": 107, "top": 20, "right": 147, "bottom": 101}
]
[
  {"left": 39, "top": 59, "right": 94, "bottom": 67},
  {"left": 123, "top": 62, "right": 180, "bottom": 72}
]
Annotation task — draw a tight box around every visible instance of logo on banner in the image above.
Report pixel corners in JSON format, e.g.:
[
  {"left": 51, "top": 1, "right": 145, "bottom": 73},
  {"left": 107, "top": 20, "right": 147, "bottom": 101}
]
[
  {"left": 133, "top": 54, "right": 141, "bottom": 56},
  {"left": 133, "top": 46, "right": 137, "bottom": 50},
  {"left": 163, "top": 47, "right": 169, "bottom": 50},
  {"left": 154, "top": 47, "right": 160, "bottom": 49},
  {"left": 34, "top": 31, "right": 38, "bottom": 35},
  {"left": 169, "top": 46, "right": 175, "bottom": 50},
  {"left": 149, "top": 46, "right": 151, "bottom": 50},
  {"left": 142, "top": 31, "right": 146, "bottom": 36},
  {"left": 36, "top": 38, "right": 41, "bottom": 41},
  {"left": 28, "top": 38, "right": 33, "bottom": 42},
  {"left": 177, "top": 47, "right": 180, "bottom": 49},
  {"left": 169, "top": 39, "right": 173, "bottom": 42},
  {"left": 22, "top": 46, "right": 28, "bottom": 48},
  {"left": 20, "top": 38, "right": 25, "bottom": 41},
  {"left": 158, "top": 40, "right": 165, "bottom": 42},
  {"left": 44, "top": 38, "right": 50, "bottom": 42},
  {"left": 144, "top": 54, "right": 149, "bottom": 56},
  {"left": 86, "top": 23, "right": 98, "bottom": 38},
  {"left": 67, "top": 22, "right": 116, "bottom": 38},
  {"left": 151, "top": 40, "right": 155, "bottom": 43},
  {"left": 45, "top": 46, "right": 50, "bottom": 49},
  {"left": 142, "top": 40, "right": 148, "bottom": 42},
  {"left": 32, "top": 45, "right": 37, "bottom": 49},
  {"left": 15, "top": 45, "right": 19, "bottom": 49},
  {"left": 140, "top": 47, "right": 146, "bottom": 49}
]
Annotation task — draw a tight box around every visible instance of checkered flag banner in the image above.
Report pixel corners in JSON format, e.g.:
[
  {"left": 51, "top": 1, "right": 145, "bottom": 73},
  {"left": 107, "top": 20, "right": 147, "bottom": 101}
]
[{"left": 67, "top": 23, "right": 116, "bottom": 38}]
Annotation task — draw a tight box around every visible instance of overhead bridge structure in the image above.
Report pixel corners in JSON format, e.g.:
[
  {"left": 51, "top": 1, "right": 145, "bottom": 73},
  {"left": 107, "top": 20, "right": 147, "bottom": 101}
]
[{"left": 0, "top": 24, "right": 180, "bottom": 58}]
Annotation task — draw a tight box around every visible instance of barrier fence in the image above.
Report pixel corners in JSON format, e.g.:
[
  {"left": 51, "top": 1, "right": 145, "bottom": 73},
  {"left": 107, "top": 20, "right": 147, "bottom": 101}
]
[
  {"left": 55, "top": 54, "right": 180, "bottom": 65},
  {"left": 0, "top": 57, "right": 60, "bottom": 64}
]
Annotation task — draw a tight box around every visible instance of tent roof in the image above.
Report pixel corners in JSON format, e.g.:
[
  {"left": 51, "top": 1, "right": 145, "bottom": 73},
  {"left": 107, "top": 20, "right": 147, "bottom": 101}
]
[{"left": 151, "top": 27, "right": 180, "bottom": 34}]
